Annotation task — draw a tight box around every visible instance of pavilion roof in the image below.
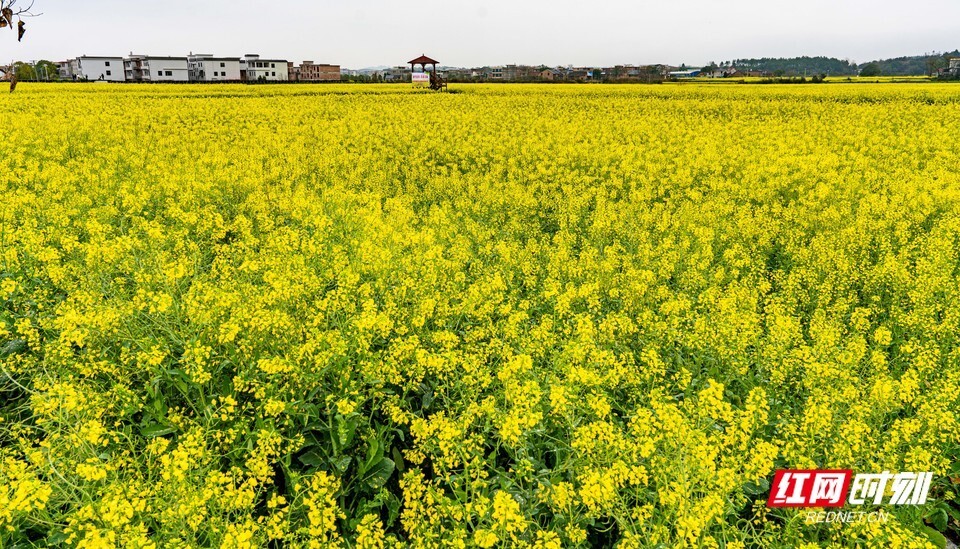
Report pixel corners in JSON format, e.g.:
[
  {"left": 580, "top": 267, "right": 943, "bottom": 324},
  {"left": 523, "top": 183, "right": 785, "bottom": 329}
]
[{"left": 409, "top": 54, "right": 439, "bottom": 65}]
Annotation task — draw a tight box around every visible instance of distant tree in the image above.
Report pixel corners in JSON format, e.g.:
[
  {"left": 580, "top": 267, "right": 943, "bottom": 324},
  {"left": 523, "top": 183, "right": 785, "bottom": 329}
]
[
  {"left": 12, "top": 60, "right": 34, "bottom": 80},
  {"left": 859, "top": 62, "right": 882, "bottom": 77},
  {"left": 925, "top": 56, "right": 946, "bottom": 76},
  {"left": 34, "top": 59, "right": 57, "bottom": 80},
  {"left": 729, "top": 56, "right": 857, "bottom": 76}
]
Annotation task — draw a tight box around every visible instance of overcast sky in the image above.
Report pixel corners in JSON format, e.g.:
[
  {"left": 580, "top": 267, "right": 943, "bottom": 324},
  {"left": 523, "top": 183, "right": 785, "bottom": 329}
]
[{"left": 4, "top": 0, "right": 959, "bottom": 68}]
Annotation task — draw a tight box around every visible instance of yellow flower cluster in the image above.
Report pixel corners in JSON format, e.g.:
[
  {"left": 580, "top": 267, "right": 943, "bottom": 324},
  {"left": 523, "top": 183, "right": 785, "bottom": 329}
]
[{"left": 2, "top": 82, "right": 959, "bottom": 546}]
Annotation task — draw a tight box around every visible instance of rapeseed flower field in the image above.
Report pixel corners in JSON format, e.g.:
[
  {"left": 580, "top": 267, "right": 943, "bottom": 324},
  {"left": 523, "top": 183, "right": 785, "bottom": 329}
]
[{"left": 2, "top": 83, "right": 959, "bottom": 547}]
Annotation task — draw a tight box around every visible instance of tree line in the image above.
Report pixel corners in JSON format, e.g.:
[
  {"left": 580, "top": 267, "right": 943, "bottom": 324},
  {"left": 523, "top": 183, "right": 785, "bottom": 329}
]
[{"left": 722, "top": 51, "right": 958, "bottom": 77}]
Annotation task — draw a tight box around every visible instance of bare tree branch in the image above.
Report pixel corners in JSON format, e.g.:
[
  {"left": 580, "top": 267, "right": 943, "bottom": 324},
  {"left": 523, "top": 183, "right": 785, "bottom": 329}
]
[{"left": 0, "top": 0, "right": 38, "bottom": 45}]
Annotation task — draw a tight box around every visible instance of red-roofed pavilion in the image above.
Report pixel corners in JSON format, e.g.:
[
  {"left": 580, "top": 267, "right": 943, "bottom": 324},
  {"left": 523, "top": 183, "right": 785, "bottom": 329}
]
[
  {"left": 409, "top": 54, "right": 439, "bottom": 72},
  {"left": 409, "top": 54, "right": 446, "bottom": 91}
]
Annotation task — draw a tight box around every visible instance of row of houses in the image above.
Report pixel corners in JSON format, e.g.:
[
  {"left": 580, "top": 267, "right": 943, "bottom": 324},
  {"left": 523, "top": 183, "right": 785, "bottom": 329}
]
[
  {"left": 59, "top": 53, "right": 340, "bottom": 83},
  {"left": 353, "top": 63, "right": 769, "bottom": 83}
]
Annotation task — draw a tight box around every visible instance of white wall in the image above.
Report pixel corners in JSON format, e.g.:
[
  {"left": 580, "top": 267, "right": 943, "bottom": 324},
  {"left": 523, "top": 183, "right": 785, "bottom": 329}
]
[
  {"left": 144, "top": 58, "right": 189, "bottom": 82},
  {"left": 76, "top": 58, "right": 125, "bottom": 82},
  {"left": 193, "top": 59, "right": 241, "bottom": 81},
  {"left": 244, "top": 59, "right": 289, "bottom": 81}
]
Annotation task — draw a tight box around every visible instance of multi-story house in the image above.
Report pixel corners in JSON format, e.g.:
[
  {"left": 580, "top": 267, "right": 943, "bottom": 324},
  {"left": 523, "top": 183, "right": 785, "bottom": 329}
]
[
  {"left": 65, "top": 56, "right": 125, "bottom": 82},
  {"left": 948, "top": 57, "right": 960, "bottom": 76},
  {"left": 187, "top": 54, "right": 241, "bottom": 82},
  {"left": 124, "top": 55, "right": 189, "bottom": 82},
  {"left": 57, "top": 60, "right": 75, "bottom": 80},
  {"left": 297, "top": 61, "right": 341, "bottom": 82},
  {"left": 241, "top": 55, "right": 289, "bottom": 81},
  {"left": 379, "top": 66, "right": 411, "bottom": 82}
]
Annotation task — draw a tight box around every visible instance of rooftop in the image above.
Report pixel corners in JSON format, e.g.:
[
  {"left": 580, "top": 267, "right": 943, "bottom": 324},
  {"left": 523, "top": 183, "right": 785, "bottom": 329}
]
[{"left": 409, "top": 54, "right": 439, "bottom": 65}]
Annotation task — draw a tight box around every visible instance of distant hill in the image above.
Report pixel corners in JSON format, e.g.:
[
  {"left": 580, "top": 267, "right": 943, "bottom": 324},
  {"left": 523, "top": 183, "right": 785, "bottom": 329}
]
[
  {"left": 722, "top": 51, "right": 959, "bottom": 77},
  {"left": 858, "top": 50, "right": 960, "bottom": 76},
  {"left": 728, "top": 56, "right": 858, "bottom": 76}
]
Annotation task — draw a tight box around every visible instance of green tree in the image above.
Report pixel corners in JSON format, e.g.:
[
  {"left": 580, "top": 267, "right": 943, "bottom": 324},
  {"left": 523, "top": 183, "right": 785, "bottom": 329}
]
[
  {"left": 859, "top": 62, "right": 882, "bottom": 77},
  {"left": 34, "top": 59, "right": 58, "bottom": 80},
  {"left": 13, "top": 61, "right": 35, "bottom": 80},
  {"left": 925, "top": 56, "right": 946, "bottom": 76}
]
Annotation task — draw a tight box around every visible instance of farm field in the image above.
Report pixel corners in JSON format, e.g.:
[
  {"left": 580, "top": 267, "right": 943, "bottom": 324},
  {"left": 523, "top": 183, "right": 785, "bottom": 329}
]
[{"left": 2, "top": 83, "right": 960, "bottom": 547}]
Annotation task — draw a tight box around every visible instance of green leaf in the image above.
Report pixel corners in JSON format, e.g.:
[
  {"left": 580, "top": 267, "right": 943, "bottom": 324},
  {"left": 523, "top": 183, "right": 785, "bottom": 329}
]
[
  {"left": 298, "top": 450, "right": 325, "bottom": 468},
  {"left": 921, "top": 526, "right": 947, "bottom": 549},
  {"left": 743, "top": 478, "right": 770, "bottom": 496},
  {"left": 0, "top": 338, "right": 27, "bottom": 357},
  {"left": 421, "top": 388, "right": 434, "bottom": 410},
  {"left": 942, "top": 502, "right": 960, "bottom": 521},
  {"left": 927, "top": 509, "right": 949, "bottom": 532},
  {"left": 363, "top": 438, "right": 384, "bottom": 475},
  {"left": 392, "top": 446, "right": 405, "bottom": 473},
  {"left": 384, "top": 490, "right": 401, "bottom": 526},
  {"left": 335, "top": 455, "right": 352, "bottom": 473},
  {"left": 361, "top": 458, "right": 395, "bottom": 490},
  {"left": 335, "top": 414, "right": 359, "bottom": 449},
  {"left": 46, "top": 530, "right": 69, "bottom": 545},
  {"left": 141, "top": 424, "right": 176, "bottom": 438}
]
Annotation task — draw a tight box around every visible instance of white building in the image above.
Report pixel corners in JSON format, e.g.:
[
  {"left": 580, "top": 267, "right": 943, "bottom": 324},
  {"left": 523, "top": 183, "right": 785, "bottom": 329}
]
[
  {"left": 241, "top": 55, "right": 289, "bottom": 81},
  {"left": 66, "top": 56, "right": 125, "bottom": 82},
  {"left": 124, "top": 55, "right": 189, "bottom": 82},
  {"left": 57, "top": 60, "right": 75, "bottom": 80},
  {"left": 188, "top": 53, "right": 242, "bottom": 82}
]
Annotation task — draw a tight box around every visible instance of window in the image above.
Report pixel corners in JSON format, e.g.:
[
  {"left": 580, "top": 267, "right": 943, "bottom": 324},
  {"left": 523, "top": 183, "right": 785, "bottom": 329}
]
[
  {"left": 105, "top": 61, "right": 111, "bottom": 66},
  {"left": 271, "top": 63, "right": 275, "bottom": 68},
  {"left": 220, "top": 62, "right": 225, "bottom": 68},
  {"left": 158, "top": 71, "right": 162, "bottom": 76},
  {"left": 106, "top": 70, "right": 111, "bottom": 76},
  {"left": 165, "top": 71, "right": 173, "bottom": 76},
  {"left": 272, "top": 72, "right": 276, "bottom": 76}
]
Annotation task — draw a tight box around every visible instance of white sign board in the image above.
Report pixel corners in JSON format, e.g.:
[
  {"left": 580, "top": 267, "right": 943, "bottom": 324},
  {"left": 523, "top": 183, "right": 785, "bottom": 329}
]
[{"left": 412, "top": 72, "right": 429, "bottom": 87}]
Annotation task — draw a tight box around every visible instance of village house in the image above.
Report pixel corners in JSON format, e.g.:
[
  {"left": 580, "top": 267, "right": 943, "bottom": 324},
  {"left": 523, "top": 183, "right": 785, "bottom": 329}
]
[
  {"left": 668, "top": 69, "right": 701, "bottom": 79},
  {"left": 187, "top": 53, "right": 242, "bottom": 82},
  {"left": 703, "top": 66, "right": 738, "bottom": 78},
  {"left": 539, "top": 68, "right": 564, "bottom": 81},
  {"left": 441, "top": 68, "right": 471, "bottom": 81},
  {"left": 730, "top": 69, "right": 766, "bottom": 78},
  {"left": 124, "top": 55, "right": 189, "bottom": 82},
  {"left": 241, "top": 55, "right": 289, "bottom": 81},
  {"left": 63, "top": 56, "right": 125, "bottom": 82},
  {"left": 948, "top": 57, "right": 960, "bottom": 76},
  {"left": 379, "top": 66, "right": 412, "bottom": 82},
  {"left": 566, "top": 68, "right": 594, "bottom": 81},
  {"left": 297, "top": 61, "right": 341, "bottom": 82}
]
